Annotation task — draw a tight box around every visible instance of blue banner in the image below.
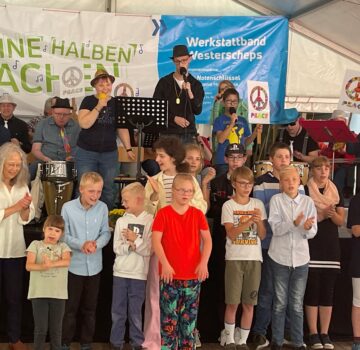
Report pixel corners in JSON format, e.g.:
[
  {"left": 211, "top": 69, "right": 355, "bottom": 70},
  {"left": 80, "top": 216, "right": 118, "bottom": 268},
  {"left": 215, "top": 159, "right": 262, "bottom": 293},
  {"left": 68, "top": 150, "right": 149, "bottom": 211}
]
[{"left": 157, "top": 16, "right": 288, "bottom": 124}]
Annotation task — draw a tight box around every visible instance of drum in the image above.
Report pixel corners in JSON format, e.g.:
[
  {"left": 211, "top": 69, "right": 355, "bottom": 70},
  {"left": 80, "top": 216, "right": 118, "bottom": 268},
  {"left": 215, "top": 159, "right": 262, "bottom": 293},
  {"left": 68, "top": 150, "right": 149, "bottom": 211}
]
[
  {"left": 254, "top": 161, "right": 273, "bottom": 178},
  {"left": 40, "top": 161, "right": 76, "bottom": 183},
  {"left": 42, "top": 181, "right": 74, "bottom": 215},
  {"left": 291, "top": 162, "right": 310, "bottom": 185}
]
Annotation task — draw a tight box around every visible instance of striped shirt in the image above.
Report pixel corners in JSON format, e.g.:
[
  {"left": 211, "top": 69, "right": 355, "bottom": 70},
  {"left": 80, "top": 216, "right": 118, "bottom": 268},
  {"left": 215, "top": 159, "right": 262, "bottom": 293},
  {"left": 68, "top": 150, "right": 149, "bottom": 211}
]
[{"left": 163, "top": 174, "right": 175, "bottom": 204}]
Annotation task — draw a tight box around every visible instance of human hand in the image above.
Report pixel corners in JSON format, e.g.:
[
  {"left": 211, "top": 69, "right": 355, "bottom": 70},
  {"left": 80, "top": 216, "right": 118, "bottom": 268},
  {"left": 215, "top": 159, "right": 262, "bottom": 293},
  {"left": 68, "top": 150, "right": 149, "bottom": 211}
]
[
  {"left": 252, "top": 208, "right": 262, "bottom": 224},
  {"left": 303, "top": 216, "right": 315, "bottom": 230},
  {"left": 256, "top": 124, "right": 263, "bottom": 133},
  {"left": 146, "top": 175, "right": 160, "bottom": 194},
  {"left": 126, "top": 150, "right": 136, "bottom": 160},
  {"left": 230, "top": 112, "right": 237, "bottom": 125},
  {"left": 16, "top": 193, "right": 32, "bottom": 211},
  {"left": 161, "top": 262, "right": 175, "bottom": 283},
  {"left": 10, "top": 138, "right": 20, "bottom": 146},
  {"left": 128, "top": 241, "right": 136, "bottom": 251},
  {"left": 174, "top": 116, "right": 190, "bottom": 128},
  {"left": 202, "top": 167, "right": 216, "bottom": 185},
  {"left": 195, "top": 262, "right": 209, "bottom": 281},
  {"left": 294, "top": 212, "right": 304, "bottom": 227},
  {"left": 325, "top": 205, "right": 336, "bottom": 218},
  {"left": 293, "top": 150, "right": 304, "bottom": 161},
  {"left": 42, "top": 255, "right": 52, "bottom": 270},
  {"left": 122, "top": 228, "right": 137, "bottom": 242}
]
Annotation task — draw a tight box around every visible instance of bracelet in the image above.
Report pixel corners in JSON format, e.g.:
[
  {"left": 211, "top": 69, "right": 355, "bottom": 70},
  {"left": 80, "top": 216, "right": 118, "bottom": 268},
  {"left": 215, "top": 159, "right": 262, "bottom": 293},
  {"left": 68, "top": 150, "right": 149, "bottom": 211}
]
[
  {"left": 94, "top": 107, "right": 100, "bottom": 113},
  {"left": 126, "top": 148, "right": 132, "bottom": 152}
]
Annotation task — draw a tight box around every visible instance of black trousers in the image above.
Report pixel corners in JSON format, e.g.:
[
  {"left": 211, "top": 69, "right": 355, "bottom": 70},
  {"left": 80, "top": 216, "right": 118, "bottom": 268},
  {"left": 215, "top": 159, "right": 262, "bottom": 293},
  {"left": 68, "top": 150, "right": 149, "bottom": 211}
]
[
  {"left": 0, "top": 257, "right": 25, "bottom": 343},
  {"left": 62, "top": 272, "right": 101, "bottom": 345}
]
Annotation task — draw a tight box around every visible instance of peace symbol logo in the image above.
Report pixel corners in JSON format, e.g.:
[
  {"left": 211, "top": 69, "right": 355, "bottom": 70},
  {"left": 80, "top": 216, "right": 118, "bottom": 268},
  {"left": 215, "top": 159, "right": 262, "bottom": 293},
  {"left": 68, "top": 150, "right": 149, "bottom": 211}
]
[
  {"left": 345, "top": 76, "right": 360, "bottom": 102},
  {"left": 250, "top": 86, "right": 268, "bottom": 111},
  {"left": 114, "top": 83, "right": 134, "bottom": 97},
  {"left": 62, "top": 67, "right": 83, "bottom": 88}
]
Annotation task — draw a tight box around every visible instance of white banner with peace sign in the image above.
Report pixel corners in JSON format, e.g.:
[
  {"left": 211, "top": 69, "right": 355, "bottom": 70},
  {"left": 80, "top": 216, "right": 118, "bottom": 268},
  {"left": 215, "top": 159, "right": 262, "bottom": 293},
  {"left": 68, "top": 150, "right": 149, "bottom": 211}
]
[{"left": 247, "top": 80, "right": 270, "bottom": 124}]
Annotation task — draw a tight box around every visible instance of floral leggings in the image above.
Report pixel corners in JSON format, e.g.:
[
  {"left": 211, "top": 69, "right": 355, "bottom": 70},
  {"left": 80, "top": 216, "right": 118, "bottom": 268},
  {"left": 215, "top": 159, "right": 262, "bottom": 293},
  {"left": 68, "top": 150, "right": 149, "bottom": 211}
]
[{"left": 160, "top": 279, "right": 201, "bottom": 350}]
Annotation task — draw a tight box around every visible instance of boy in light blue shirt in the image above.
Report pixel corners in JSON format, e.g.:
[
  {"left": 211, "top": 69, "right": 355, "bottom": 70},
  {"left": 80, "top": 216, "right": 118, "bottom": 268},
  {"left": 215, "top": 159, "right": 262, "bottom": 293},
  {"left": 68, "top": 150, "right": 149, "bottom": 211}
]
[{"left": 61, "top": 171, "right": 111, "bottom": 350}]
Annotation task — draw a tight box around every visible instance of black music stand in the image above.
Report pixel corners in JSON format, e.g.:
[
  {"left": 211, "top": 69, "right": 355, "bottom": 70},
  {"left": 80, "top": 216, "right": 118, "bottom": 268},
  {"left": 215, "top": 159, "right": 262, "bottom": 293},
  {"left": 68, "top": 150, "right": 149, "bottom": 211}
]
[
  {"left": 116, "top": 97, "right": 168, "bottom": 181},
  {"left": 300, "top": 119, "right": 358, "bottom": 178}
]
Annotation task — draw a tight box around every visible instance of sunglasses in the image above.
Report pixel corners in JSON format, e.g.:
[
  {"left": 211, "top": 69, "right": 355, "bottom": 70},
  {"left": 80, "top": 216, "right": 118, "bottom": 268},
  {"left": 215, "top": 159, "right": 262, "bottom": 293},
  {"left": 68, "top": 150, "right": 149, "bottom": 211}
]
[{"left": 283, "top": 121, "right": 297, "bottom": 127}]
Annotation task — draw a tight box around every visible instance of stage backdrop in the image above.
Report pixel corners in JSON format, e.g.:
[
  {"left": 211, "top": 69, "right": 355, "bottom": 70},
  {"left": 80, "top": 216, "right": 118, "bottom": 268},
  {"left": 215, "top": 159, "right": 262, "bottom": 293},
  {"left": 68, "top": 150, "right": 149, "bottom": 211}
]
[{"left": 0, "top": 5, "right": 288, "bottom": 124}]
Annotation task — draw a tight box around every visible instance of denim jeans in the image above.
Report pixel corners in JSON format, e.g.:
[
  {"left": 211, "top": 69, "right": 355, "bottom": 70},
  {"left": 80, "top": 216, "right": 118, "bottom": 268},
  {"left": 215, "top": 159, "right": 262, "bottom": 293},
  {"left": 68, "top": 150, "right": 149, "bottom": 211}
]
[
  {"left": 76, "top": 147, "right": 118, "bottom": 210},
  {"left": 110, "top": 277, "right": 146, "bottom": 348},
  {"left": 270, "top": 257, "right": 308, "bottom": 347},
  {"left": 252, "top": 249, "right": 273, "bottom": 336},
  {"left": 32, "top": 298, "right": 65, "bottom": 350}
]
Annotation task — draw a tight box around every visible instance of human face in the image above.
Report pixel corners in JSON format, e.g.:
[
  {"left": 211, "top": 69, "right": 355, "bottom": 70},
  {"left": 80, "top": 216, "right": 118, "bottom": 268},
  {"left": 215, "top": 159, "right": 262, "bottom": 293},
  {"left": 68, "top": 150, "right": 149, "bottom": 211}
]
[
  {"left": 172, "top": 179, "right": 194, "bottom": 206},
  {"left": 286, "top": 119, "right": 300, "bottom": 137},
  {"left": 280, "top": 168, "right": 300, "bottom": 198},
  {"left": 233, "top": 177, "right": 254, "bottom": 198},
  {"left": 224, "top": 94, "right": 239, "bottom": 111},
  {"left": 185, "top": 150, "right": 202, "bottom": 175},
  {"left": 270, "top": 148, "right": 291, "bottom": 171},
  {"left": 312, "top": 164, "right": 330, "bottom": 186},
  {"left": 218, "top": 82, "right": 232, "bottom": 96},
  {"left": 43, "top": 226, "right": 63, "bottom": 245},
  {"left": 52, "top": 108, "right": 72, "bottom": 128},
  {"left": 80, "top": 181, "right": 103, "bottom": 209},
  {"left": 173, "top": 55, "right": 191, "bottom": 74},
  {"left": 0, "top": 103, "right": 15, "bottom": 119},
  {"left": 122, "top": 191, "right": 142, "bottom": 215},
  {"left": 225, "top": 154, "right": 247, "bottom": 172},
  {"left": 155, "top": 149, "right": 176, "bottom": 174},
  {"left": 94, "top": 78, "right": 113, "bottom": 96},
  {"left": 3, "top": 151, "right": 22, "bottom": 183}
]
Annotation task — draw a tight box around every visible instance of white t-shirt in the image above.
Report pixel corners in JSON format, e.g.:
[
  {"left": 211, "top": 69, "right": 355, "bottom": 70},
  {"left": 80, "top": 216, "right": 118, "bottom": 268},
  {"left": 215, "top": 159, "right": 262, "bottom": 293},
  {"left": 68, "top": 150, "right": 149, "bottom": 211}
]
[{"left": 221, "top": 197, "right": 267, "bottom": 261}]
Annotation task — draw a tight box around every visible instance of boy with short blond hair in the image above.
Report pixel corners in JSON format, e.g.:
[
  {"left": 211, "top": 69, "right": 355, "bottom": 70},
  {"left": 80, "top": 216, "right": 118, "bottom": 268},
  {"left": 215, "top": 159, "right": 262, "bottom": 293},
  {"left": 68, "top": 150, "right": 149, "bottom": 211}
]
[
  {"left": 110, "top": 182, "right": 153, "bottom": 350},
  {"left": 221, "top": 166, "right": 266, "bottom": 349},
  {"left": 152, "top": 173, "right": 212, "bottom": 350},
  {"left": 268, "top": 166, "right": 317, "bottom": 350},
  {"left": 61, "top": 172, "right": 111, "bottom": 350}
]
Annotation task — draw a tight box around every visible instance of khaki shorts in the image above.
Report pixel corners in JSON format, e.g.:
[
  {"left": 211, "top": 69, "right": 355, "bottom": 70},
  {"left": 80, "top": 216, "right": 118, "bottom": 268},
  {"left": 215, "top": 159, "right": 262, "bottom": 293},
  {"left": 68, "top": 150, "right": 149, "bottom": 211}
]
[{"left": 225, "top": 260, "right": 261, "bottom": 305}]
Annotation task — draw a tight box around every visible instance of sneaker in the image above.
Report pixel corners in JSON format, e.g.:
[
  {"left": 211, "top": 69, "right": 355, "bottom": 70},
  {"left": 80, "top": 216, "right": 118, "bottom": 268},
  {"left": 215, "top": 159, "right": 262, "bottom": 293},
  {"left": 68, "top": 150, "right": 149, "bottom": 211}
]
[
  {"left": 320, "top": 334, "right": 334, "bottom": 350},
  {"left": 352, "top": 343, "right": 360, "bottom": 350},
  {"left": 253, "top": 334, "right": 270, "bottom": 350},
  {"left": 308, "top": 334, "right": 323, "bottom": 350},
  {"left": 194, "top": 328, "right": 202, "bottom": 348}
]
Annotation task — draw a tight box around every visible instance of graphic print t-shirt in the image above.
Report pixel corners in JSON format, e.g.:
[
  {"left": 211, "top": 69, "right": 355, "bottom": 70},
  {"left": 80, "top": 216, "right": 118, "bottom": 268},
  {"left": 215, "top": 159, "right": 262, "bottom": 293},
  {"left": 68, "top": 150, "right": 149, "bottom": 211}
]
[{"left": 221, "top": 197, "right": 266, "bottom": 261}]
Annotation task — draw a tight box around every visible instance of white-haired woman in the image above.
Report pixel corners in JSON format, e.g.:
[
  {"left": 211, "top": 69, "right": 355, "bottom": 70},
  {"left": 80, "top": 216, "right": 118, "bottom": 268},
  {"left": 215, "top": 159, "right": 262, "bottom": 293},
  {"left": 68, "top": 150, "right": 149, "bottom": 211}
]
[{"left": 0, "top": 142, "right": 35, "bottom": 350}]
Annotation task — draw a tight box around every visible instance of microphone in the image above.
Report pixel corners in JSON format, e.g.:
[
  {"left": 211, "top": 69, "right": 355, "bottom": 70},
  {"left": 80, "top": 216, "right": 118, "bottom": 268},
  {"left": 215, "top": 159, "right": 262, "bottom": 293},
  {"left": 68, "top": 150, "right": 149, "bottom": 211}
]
[
  {"left": 229, "top": 107, "right": 237, "bottom": 123},
  {"left": 179, "top": 67, "right": 188, "bottom": 83}
]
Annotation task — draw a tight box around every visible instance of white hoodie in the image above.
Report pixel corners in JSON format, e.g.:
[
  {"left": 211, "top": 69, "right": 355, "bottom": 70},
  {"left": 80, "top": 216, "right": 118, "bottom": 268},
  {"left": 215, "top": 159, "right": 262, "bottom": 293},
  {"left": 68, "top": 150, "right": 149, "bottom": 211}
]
[{"left": 113, "top": 211, "right": 153, "bottom": 280}]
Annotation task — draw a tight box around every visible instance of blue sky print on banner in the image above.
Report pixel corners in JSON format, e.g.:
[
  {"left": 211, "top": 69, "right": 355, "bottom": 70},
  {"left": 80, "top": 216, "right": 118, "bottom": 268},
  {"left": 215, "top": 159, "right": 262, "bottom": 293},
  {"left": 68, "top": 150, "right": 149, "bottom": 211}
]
[{"left": 157, "top": 16, "right": 288, "bottom": 124}]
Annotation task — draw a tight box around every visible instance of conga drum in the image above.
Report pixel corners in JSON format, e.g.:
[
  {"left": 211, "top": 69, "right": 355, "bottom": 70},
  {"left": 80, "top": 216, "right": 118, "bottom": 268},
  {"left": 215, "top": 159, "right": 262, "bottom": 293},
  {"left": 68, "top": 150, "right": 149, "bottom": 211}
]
[
  {"left": 291, "top": 162, "right": 310, "bottom": 185},
  {"left": 253, "top": 160, "right": 273, "bottom": 178},
  {"left": 40, "top": 161, "right": 77, "bottom": 215}
]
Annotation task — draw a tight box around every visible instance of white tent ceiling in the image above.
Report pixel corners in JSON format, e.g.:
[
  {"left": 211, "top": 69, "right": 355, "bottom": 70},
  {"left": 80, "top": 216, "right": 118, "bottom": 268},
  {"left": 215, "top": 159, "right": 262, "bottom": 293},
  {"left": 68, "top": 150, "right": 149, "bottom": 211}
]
[{"left": 1, "top": 0, "right": 360, "bottom": 113}]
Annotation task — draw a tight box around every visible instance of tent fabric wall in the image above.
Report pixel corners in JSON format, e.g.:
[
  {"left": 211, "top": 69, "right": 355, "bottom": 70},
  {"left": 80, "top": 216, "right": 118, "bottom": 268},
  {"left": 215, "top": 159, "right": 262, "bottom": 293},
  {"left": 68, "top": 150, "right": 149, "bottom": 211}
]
[{"left": 1, "top": 0, "right": 360, "bottom": 113}]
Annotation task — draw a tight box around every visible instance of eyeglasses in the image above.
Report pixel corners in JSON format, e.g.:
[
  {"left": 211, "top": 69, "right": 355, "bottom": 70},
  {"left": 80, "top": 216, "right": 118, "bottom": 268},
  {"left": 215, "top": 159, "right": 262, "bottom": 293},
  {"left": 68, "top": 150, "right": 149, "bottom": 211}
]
[
  {"left": 174, "top": 58, "right": 189, "bottom": 64},
  {"left": 234, "top": 180, "right": 254, "bottom": 188},
  {"left": 227, "top": 155, "right": 244, "bottom": 160},
  {"left": 53, "top": 112, "right": 71, "bottom": 118},
  {"left": 174, "top": 188, "right": 194, "bottom": 195},
  {"left": 284, "top": 121, "right": 297, "bottom": 127},
  {"left": 225, "top": 99, "right": 239, "bottom": 105}
]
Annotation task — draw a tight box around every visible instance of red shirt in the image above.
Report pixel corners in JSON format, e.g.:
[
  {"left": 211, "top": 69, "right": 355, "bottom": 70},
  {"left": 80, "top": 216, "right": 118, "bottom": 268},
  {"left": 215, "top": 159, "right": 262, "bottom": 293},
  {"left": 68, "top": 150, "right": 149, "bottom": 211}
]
[{"left": 152, "top": 205, "right": 209, "bottom": 280}]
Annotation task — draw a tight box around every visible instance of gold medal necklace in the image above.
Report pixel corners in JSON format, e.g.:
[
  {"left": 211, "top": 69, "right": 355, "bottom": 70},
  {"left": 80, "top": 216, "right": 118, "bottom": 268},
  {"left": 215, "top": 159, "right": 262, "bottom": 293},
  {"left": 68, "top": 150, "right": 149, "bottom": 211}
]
[{"left": 173, "top": 76, "right": 182, "bottom": 105}]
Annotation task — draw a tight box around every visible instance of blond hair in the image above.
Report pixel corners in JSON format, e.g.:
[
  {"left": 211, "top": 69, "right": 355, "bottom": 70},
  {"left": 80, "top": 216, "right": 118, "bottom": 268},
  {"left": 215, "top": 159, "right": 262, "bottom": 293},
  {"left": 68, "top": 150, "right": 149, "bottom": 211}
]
[
  {"left": 121, "top": 182, "right": 145, "bottom": 198},
  {"left": 172, "top": 173, "right": 195, "bottom": 190},
  {"left": 184, "top": 143, "right": 204, "bottom": 173},
  {"left": 311, "top": 156, "right": 330, "bottom": 169},
  {"left": 279, "top": 165, "right": 300, "bottom": 179},
  {"left": 79, "top": 171, "right": 103, "bottom": 187},
  {"left": 0, "top": 143, "right": 29, "bottom": 186}
]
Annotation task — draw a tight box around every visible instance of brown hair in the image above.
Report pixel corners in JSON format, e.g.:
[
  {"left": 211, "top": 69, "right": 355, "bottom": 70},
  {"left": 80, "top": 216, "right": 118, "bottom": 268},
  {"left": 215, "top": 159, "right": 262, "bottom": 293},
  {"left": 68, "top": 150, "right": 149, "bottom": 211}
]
[
  {"left": 184, "top": 143, "right": 204, "bottom": 173},
  {"left": 154, "top": 136, "right": 190, "bottom": 173},
  {"left": 43, "top": 215, "right": 65, "bottom": 232},
  {"left": 218, "top": 80, "right": 235, "bottom": 93},
  {"left": 222, "top": 88, "right": 239, "bottom": 102},
  {"left": 230, "top": 166, "right": 254, "bottom": 184},
  {"left": 269, "top": 142, "right": 291, "bottom": 158},
  {"left": 311, "top": 156, "right": 330, "bottom": 169}
]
